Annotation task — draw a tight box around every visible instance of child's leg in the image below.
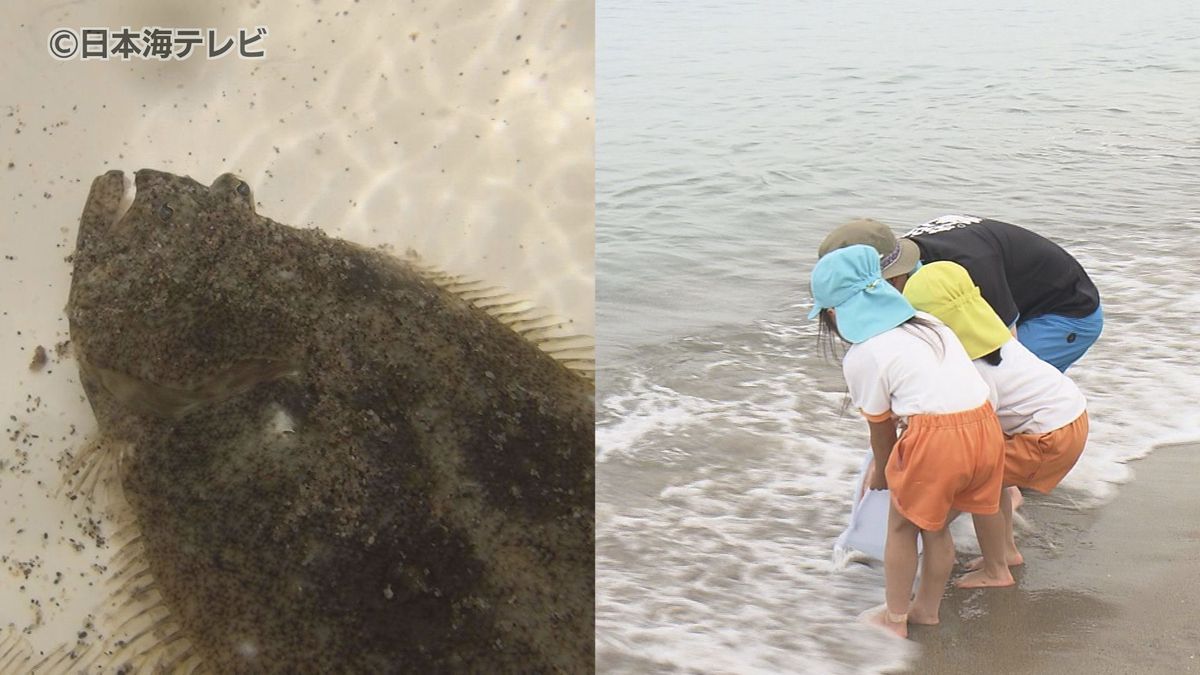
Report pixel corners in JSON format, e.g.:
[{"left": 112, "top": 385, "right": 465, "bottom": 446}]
[
  {"left": 862, "top": 498, "right": 920, "bottom": 638},
  {"left": 955, "top": 507, "right": 1015, "bottom": 588},
  {"left": 908, "top": 525, "right": 954, "bottom": 625},
  {"left": 964, "top": 486, "right": 1024, "bottom": 571},
  {"left": 999, "top": 486, "right": 1022, "bottom": 563},
  {"left": 1009, "top": 485, "right": 1024, "bottom": 511}
]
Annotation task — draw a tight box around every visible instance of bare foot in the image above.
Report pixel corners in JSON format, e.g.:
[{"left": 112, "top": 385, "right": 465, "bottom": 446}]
[
  {"left": 907, "top": 606, "right": 940, "bottom": 626},
  {"left": 1009, "top": 485, "right": 1024, "bottom": 510},
  {"left": 962, "top": 550, "right": 1025, "bottom": 571},
  {"left": 859, "top": 604, "right": 908, "bottom": 639},
  {"left": 954, "top": 567, "right": 1015, "bottom": 589}
]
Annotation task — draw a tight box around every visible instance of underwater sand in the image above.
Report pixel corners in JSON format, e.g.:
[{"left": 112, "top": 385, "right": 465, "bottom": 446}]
[{"left": 0, "top": 0, "right": 592, "bottom": 664}]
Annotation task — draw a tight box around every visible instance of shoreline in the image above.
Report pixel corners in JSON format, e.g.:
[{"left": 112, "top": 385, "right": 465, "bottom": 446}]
[{"left": 905, "top": 441, "right": 1200, "bottom": 674}]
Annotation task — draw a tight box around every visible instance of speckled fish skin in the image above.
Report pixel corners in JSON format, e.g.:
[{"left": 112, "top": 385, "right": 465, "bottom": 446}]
[{"left": 66, "top": 169, "right": 594, "bottom": 674}]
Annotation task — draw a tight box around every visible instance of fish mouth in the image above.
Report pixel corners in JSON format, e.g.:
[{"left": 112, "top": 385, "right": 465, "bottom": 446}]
[
  {"left": 73, "top": 170, "right": 138, "bottom": 257},
  {"left": 115, "top": 172, "right": 136, "bottom": 224}
]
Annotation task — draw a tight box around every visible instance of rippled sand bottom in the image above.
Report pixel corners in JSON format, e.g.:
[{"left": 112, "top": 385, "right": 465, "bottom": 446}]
[{"left": 0, "top": 0, "right": 592, "bottom": 666}]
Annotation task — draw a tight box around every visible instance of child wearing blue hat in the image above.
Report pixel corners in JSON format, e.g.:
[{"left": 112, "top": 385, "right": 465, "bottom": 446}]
[{"left": 810, "top": 245, "right": 1007, "bottom": 638}]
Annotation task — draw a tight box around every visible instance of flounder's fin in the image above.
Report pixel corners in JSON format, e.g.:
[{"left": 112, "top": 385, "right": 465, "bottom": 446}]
[
  {"left": 58, "top": 435, "right": 128, "bottom": 501},
  {"left": 33, "top": 512, "right": 206, "bottom": 675},
  {"left": 44, "top": 451, "right": 207, "bottom": 675},
  {"left": 413, "top": 264, "right": 595, "bottom": 380},
  {"left": 90, "top": 358, "right": 298, "bottom": 419},
  {"left": 0, "top": 626, "right": 34, "bottom": 675},
  {"left": 2, "top": 623, "right": 100, "bottom": 675}
]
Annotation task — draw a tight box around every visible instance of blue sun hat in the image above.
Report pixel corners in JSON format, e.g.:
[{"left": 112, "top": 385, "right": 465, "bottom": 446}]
[{"left": 808, "top": 244, "right": 916, "bottom": 343}]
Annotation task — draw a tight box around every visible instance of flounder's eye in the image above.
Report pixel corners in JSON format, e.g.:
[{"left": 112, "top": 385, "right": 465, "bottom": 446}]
[
  {"left": 236, "top": 181, "right": 251, "bottom": 197},
  {"left": 158, "top": 204, "right": 174, "bottom": 222}
]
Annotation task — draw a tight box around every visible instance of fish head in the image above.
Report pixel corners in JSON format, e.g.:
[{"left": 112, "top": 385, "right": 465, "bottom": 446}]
[
  {"left": 69, "top": 169, "right": 295, "bottom": 422},
  {"left": 74, "top": 169, "right": 260, "bottom": 259},
  {"left": 127, "top": 169, "right": 259, "bottom": 235}
]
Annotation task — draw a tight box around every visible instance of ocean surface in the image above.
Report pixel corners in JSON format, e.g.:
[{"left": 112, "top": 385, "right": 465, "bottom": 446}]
[{"left": 596, "top": 1, "right": 1200, "bottom": 672}]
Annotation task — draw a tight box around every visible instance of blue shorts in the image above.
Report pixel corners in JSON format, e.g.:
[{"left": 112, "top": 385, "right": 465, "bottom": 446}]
[{"left": 1016, "top": 304, "right": 1103, "bottom": 372}]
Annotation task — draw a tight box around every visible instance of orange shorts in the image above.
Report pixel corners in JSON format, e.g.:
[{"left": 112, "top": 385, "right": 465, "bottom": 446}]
[
  {"left": 1003, "top": 411, "right": 1089, "bottom": 493},
  {"left": 885, "top": 402, "right": 1005, "bottom": 531}
]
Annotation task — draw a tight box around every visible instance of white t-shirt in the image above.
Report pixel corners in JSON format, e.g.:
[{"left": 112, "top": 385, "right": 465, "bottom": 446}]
[
  {"left": 843, "top": 312, "right": 992, "bottom": 424},
  {"left": 975, "top": 339, "right": 1087, "bottom": 435}
]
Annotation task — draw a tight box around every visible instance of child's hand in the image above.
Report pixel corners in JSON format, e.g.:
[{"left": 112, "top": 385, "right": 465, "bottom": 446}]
[{"left": 868, "top": 465, "right": 888, "bottom": 491}]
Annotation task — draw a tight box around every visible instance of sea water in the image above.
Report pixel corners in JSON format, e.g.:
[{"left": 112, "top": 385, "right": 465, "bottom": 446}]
[
  {"left": 596, "top": 1, "right": 1200, "bottom": 672},
  {"left": 0, "top": 0, "right": 592, "bottom": 661}
]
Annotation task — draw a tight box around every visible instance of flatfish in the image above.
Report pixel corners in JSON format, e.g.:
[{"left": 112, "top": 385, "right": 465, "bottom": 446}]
[{"left": 61, "top": 169, "right": 594, "bottom": 673}]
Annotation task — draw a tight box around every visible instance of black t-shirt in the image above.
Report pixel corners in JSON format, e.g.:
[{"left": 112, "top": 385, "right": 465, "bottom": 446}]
[{"left": 903, "top": 215, "right": 1100, "bottom": 326}]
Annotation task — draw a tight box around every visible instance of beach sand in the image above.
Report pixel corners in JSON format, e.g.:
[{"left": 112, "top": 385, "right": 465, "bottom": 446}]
[{"left": 906, "top": 441, "right": 1200, "bottom": 674}]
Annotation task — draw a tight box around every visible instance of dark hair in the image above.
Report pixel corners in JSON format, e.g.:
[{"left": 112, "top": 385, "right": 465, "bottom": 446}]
[
  {"left": 980, "top": 348, "right": 1003, "bottom": 366},
  {"left": 817, "top": 308, "right": 847, "bottom": 362},
  {"left": 900, "top": 315, "right": 945, "bottom": 359},
  {"left": 816, "top": 310, "right": 945, "bottom": 362},
  {"left": 815, "top": 309, "right": 853, "bottom": 415}
]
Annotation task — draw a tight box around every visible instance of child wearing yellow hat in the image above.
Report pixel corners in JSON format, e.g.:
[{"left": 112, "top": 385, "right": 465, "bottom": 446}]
[
  {"left": 903, "top": 261, "right": 1089, "bottom": 588},
  {"left": 811, "top": 246, "right": 1006, "bottom": 637}
]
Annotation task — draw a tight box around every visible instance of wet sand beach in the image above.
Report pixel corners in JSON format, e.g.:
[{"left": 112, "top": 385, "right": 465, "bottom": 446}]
[{"left": 908, "top": 441, "right": 1200, "bottom": 674}]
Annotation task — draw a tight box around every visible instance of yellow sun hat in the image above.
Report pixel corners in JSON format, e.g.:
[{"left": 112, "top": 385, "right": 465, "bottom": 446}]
[{"left": 902, "top": 261, "right": 1011, "bottom": 359}]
